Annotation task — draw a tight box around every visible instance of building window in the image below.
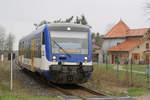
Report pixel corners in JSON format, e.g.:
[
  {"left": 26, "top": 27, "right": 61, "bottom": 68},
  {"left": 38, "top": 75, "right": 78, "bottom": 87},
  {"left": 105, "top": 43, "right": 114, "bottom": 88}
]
[
  {"left": 132, "top": 53, "right": 140, "bottom": 61},
  {"left": 117, "top": 42, "right": 120, "bottom": 45},
  {"left": 146, "top": 43, "right": 149, "bottom": 49},
  {"left": 134, "top": 55, "right": 138, "bottom": 60}
]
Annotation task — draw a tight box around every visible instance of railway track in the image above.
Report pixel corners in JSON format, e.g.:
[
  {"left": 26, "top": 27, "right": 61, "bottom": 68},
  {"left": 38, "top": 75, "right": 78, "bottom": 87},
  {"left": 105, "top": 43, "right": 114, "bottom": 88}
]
[
  {"left": 15, "top": 60, "right": 136, "bottom": 100},
  {"left": 75, "top": 85, "right": 106, "bottom": 96},
  {"left": 21, "top": 69, "right": 107, "bottom": 100},
  {"left": 14, "top": 60, "right": 108, "bottom": 99}
]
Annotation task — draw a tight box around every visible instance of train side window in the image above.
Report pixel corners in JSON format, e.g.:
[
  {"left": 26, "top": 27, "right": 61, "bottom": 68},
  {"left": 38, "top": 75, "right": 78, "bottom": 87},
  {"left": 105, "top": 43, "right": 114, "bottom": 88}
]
[{"left": 42, "top": 32, "right": 45, "bottom": 44}]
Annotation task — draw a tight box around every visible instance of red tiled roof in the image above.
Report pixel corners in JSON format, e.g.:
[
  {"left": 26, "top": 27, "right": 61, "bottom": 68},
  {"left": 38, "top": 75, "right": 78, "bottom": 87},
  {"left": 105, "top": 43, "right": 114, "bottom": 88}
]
[
  {"left": 103, "top": 20, "right": 149, "bottom": 38},
  {"left": 126, "top": 28, "right": 149, "bottom": 37},
  {"left": 109, "top": 40, "right": 143, "bottom": 51},
  {"left": 104, "top": 20, "right": 129, "bottom": 38}
]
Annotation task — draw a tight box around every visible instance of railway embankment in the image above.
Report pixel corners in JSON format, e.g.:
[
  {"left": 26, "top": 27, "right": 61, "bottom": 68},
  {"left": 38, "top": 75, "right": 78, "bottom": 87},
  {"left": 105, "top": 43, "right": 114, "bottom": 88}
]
[
  {"left": 0, "top": 59, "right": 109, "bottom": 100},
  {"left": 0, "top": 59, "right": 138, "bottom": 100},
  {"left": 0, "top": 59, "right": 61, "bottom": 100}
]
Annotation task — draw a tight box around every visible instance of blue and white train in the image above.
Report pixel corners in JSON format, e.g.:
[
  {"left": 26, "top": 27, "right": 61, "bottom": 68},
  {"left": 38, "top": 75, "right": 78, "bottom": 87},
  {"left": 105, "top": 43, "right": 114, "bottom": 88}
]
[{"left": 18, "top": 23, "right": 93, "bottom": 84}]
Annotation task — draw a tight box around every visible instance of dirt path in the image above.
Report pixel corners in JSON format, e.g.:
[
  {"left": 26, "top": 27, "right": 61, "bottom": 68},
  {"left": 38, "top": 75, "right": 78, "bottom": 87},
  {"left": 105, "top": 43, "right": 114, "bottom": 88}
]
[{"left": 136, "top": 94, "right": 150, "bottom": 100}]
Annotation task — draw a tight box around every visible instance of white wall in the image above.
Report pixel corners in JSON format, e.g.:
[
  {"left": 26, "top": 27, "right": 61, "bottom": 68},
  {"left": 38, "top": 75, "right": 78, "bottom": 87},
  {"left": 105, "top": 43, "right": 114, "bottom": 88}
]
[{"left": 102, "top": 38, "right": 126, "bottom": 54}]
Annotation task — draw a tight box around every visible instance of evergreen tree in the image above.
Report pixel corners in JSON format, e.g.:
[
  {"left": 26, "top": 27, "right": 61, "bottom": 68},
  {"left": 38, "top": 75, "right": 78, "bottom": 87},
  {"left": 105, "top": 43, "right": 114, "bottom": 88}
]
[
  {"left": 91, "top": 33, "right": 95, "bottom": 40},
  {"left": 75, "top": 16, "right": 81, "bottom": 24},
  {"left": 65, "top": 16, "right": 74, "bottom": 23},
  {"left": 80, "top": 15, "right": 88, "bottom": 25},
  {"left": 92, "top": 32, "right": 103, "bottom": 48},
  {"left": 5, "top": 33, "right": 15, "bottom": 52},
  {"left": 33, "top": 15, "right": 89, "bottom": 29},
  {"left": 0, "top": 26, "right": 5, "bottom": 52}
]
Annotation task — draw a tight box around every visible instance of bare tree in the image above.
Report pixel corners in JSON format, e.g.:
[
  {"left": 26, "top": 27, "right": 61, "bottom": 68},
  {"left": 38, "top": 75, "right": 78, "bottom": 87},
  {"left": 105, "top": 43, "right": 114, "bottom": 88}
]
[
  {"left": 5, "top": 33, "right": 15, "bottom": 52},
  {"left": 0, "top": 26, "right": 6, "bottom": 53},
  {"left": 144, "top": 2, "right": 150, "bottom": 20}
]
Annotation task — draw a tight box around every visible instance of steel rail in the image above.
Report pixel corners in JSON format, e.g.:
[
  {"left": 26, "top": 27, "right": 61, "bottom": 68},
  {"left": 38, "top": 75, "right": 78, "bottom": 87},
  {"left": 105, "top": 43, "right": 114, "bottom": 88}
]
[{"left": 15, "top": 60, "right": 107, "bottom": 100}]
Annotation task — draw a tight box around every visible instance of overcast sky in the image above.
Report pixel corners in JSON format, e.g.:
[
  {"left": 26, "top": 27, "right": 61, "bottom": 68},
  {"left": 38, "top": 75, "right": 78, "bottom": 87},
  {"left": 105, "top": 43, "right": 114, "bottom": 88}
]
[{"left": 0, "top": 0, "right": 150, "bottom": 50}]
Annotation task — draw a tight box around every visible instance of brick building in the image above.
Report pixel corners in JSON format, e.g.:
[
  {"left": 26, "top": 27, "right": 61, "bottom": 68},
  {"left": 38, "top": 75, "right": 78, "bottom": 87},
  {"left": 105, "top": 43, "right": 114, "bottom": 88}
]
[{"left": 102, "top": 20, "right": 150, "bottom": 64}]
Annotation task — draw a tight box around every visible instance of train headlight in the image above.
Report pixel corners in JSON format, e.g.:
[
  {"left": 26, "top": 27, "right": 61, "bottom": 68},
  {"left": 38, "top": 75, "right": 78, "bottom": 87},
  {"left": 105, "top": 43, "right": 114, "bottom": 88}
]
[
  {"left": 84, "top": 57, "right": 88, "bottom": 61},
  {"left": 52, "top": 56, "right": 56, "bottom": 60},
  {"left": 67, "top": 27, "right": 71, "bottom": 31}
]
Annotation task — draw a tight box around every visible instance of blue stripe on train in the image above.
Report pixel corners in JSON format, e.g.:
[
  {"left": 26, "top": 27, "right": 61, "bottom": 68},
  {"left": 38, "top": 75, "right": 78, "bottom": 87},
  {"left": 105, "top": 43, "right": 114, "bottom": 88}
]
[
  {"left": 44, "top": 25, "right": 52, "bottom": 61},
  {"left": 88, "top": 29, "right": 92, "bottom": 62}
]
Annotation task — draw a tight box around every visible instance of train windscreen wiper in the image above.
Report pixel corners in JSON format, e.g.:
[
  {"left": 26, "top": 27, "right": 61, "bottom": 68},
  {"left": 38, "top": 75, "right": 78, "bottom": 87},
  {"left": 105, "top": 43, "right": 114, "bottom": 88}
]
[{"left": 52, "top": 40, "right": 71, "bottom": 58}]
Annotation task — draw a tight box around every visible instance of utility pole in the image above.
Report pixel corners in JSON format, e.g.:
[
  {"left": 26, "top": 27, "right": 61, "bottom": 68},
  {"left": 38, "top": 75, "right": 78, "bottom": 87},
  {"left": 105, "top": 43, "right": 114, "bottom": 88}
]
[
  {"left": 10, "top": 52, "right": 13, "bottom": 91},
  {"left": 8, "top": 52, "right": 15, "bottom": 91}
]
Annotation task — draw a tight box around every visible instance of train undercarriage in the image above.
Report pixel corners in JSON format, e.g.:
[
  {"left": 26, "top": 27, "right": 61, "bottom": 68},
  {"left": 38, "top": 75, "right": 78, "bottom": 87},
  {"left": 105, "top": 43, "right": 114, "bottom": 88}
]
[{"left": 48, "top": 65, "right": 93, "bottom": 84}]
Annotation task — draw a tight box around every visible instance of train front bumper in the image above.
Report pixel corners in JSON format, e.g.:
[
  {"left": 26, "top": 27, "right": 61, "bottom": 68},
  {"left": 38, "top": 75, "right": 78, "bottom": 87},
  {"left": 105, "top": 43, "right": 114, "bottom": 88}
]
[
  {"left": 49, "top": 65, "right": 93, "bottom": 72},
  {"left": 48, "top": 65, "right": 93, "bottom": 84}
]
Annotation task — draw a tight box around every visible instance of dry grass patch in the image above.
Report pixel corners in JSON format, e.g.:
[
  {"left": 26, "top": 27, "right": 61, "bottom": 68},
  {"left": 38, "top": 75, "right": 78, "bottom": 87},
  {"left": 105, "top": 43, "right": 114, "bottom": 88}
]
[
  {"left": 0, "top": 89, "right": 2, "bottom": 96},
  {"left": 0, "top": 59, "right": 61, "bottom": 100},
  {"left": 0, "top": 59, "right": 31, "bottom": 97},
  {"left": 84, "top": 64, "right": 148, "bottom": 96}
]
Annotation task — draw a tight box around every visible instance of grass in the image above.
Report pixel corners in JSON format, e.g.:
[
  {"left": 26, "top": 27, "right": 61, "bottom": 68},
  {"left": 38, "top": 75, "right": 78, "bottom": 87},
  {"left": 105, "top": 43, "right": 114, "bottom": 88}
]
[
  {"left": 0, "top": 58, "right": 61, "bottom": 100},
  {"left": 0, "top": 96, "right": 61, "bottom": 100},
  {"left": 128, "top": 88, "right": 150, "bottom": 97},
  {"left": 84, "top": 64, "right": 150, "bottom": 97},
  {"left": 122, "top": 64, "right": 148, "bottom": 72},
  {"left": 94, "top": 63, "right": 114, "bottom": 68}
]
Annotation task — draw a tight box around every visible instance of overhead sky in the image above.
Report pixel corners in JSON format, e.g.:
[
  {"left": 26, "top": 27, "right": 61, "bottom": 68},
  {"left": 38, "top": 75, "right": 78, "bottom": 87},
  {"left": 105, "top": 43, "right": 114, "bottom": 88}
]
[{"left": 0, "top": 0, "right": 150, "bottom": 50}]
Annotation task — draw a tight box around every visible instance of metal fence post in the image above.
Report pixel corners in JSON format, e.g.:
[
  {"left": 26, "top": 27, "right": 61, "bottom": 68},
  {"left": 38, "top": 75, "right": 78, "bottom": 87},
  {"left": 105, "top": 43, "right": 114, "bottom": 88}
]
[
  {"left": 96, "top": 59, "right": 98, "bottom": 68},
  {"left": 147, "top": 60, "right": 150, "bottom": 89},
  {"left": 106, "top": 56, "right": 108, "bottom": 71},
  {"left": 130, "top": 59, "right": 133, "bottom": 85},
  {"left": 116, "top": 58, "right": 119, "bottom": 79},
  {"left": 125, "top": 59, "right": 128, "bottom": 72},
  {"left": 125, "top": 59, "right": 129, "bottom": 86}
]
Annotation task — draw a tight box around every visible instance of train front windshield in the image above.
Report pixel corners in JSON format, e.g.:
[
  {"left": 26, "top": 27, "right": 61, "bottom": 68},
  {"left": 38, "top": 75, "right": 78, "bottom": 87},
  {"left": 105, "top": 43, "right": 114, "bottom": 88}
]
[{"left": 51, "top": 31, "right": 89, "bottom": 54}]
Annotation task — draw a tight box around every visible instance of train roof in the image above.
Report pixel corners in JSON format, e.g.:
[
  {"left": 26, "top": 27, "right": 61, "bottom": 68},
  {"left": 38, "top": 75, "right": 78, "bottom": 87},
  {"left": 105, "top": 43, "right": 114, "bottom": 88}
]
[
  {"left": 19, "top": 23, "right": 90, "bottom": 42},
  {"left": 48, "top": 23, "right": 90, "bottom": 28}
]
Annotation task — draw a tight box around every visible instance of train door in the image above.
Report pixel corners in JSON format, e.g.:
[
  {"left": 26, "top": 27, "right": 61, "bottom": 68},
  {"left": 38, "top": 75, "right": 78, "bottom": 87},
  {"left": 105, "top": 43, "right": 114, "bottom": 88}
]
[
  {"left": 21, "top": 41, "right": 24, "bottom": 65},
  {"left": 41, "top": 32, "right": 46, "bottom": 69},
  {"left": 31, "top": 39, "right": 35, "bottom": 72},
  {"left": 19, "top": 42, "right": 22, "bottom": 65}
]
